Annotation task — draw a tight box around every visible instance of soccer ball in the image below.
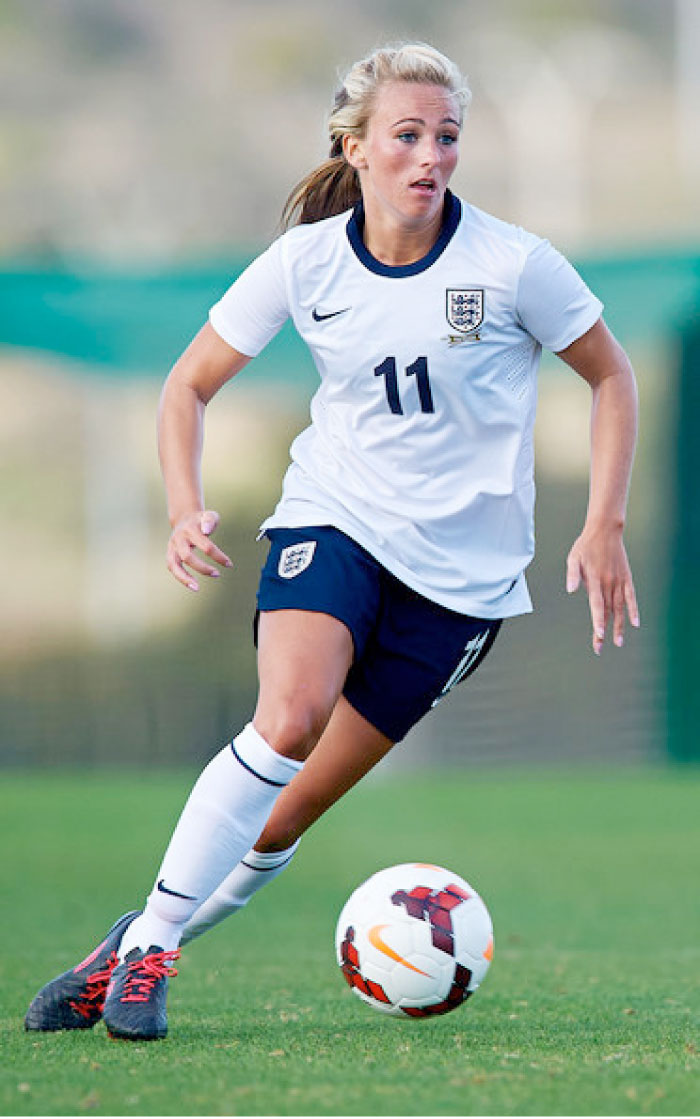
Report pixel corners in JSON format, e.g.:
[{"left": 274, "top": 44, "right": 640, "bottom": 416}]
[{"left": 335, "top": 862, "right": 493, "bottom": 1018}]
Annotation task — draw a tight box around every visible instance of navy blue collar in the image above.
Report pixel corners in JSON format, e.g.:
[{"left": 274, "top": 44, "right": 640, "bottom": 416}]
[{"left": 346, "top": 189, "right": 461, "bottom": 277}]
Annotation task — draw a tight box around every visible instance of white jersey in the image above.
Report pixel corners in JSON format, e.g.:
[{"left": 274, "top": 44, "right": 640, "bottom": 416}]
[{"left": 209, "top": 192, "right": 602, "bottom": 618}]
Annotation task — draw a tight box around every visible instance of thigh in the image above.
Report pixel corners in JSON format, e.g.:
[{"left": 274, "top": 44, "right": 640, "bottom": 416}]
[
  {"left": 254, "top": 609, "right": 355, "bottom": 757},
  {"left": 255, "top": 695, "right": 394, "bottom": 851}
]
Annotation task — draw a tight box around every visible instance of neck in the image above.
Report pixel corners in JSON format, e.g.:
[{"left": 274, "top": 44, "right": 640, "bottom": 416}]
[{"left": 360, "top": 196, "right": 447, "bottom": 267}]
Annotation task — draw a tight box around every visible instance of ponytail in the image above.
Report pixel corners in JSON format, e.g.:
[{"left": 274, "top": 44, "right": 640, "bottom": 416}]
[{"left": 281, "top": 155, "right": 361, "bottom": 230}]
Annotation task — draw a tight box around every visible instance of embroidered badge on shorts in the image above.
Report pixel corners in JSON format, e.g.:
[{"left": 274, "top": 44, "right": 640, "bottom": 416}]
[{"left": 278, "top": 541, "right": 317, "bottom": 579}]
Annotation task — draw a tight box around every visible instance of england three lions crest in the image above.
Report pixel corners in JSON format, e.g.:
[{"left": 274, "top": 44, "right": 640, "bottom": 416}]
[
  {"left": 446, "top": 288, "right": 484, "bottom": 334},
  {"left": 278, "top": 541, "right": 316, "bottom": 579}
]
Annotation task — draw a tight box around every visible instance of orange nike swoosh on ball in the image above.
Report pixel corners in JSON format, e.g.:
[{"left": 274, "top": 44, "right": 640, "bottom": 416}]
[{"left": 367, "top": 924, "right": 432, "bottom": 976}]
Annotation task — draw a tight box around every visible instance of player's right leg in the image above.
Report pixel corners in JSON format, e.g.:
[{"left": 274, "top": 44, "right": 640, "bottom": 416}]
[
  {"left": 100, "top": 607, "right": 354, "bottom": 1041},
  {"left": 24, "top": 610, "right": 353, "bottom": 1040},
  {"left": 23, "top": 528, "right": 375, "bottom": 1039}
]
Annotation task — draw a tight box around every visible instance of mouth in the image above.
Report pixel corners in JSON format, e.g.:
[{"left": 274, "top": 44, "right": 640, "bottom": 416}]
[{"left": 410, "top": 178, "right": 438, "bottom": 196}]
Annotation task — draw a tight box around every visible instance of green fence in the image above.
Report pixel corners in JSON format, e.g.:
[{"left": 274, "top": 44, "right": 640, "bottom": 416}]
[{"left": 2, "top": 247, "right": 699, "bottom": 374}]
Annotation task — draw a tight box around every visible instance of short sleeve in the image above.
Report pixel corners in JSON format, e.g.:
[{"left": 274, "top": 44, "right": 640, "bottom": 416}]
[
  {"left": 209, "top": 238, "right": 289, "bottom": 357},
  {"left": 515, "top": 239, "right": 603, "bottom": 353}
]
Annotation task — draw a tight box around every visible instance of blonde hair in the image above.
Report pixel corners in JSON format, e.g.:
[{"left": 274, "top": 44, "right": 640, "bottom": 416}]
[{"left": 281, "top": 43, "right": 471, "bottom": 229}]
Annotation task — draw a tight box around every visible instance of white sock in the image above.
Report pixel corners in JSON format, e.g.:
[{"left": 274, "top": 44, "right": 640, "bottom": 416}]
[
  {"left": 179, "top": 841, "right": 301, "bottom": 944},
  {"left": 118, "top": 724, "right": 302, "bottom": 956}
]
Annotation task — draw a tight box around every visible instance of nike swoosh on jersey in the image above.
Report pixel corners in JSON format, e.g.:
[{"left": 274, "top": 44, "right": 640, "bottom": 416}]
[
  {"left": 311, "top": 306, "right": 350, "bottom": 321},
  {"left": 367, "top": 923, "right": 432, "bottom": 976},
  {"left": 156, "top": 878, "right": 197, "bottom": 901}
]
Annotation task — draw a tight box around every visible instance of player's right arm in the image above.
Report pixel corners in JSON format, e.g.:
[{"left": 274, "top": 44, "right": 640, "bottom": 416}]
[{"left": 158, "top": 322, "right": 252, "bottom": 591}]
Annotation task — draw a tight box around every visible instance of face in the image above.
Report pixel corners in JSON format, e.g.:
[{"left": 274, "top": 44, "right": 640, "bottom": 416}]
[{"left": 344, "top": 81, "right": 461, "bottom": 230}]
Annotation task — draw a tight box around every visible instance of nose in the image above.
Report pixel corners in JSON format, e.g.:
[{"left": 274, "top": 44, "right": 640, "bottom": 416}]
[{"left": 419, "top": 135, "right": 441, "bottom": 168}]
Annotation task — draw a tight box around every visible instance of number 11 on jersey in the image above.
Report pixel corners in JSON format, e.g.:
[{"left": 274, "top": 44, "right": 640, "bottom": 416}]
[{"left": 374, "top": 356, "right": 434, "bottom": 415}]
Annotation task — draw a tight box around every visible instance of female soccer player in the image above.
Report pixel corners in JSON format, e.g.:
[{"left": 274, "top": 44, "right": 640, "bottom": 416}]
[{"left": 26, "top": 42, "right": 639, "bottom": 1041}]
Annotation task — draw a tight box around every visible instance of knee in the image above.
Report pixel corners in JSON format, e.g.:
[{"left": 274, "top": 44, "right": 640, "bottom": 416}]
[{"left": 253, "top": 696, "right": 330, "bottom": 762}]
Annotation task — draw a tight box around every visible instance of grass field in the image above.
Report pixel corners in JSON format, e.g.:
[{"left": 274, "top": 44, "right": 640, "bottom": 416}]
[{"left": 2, "top": 767, "right": 699, "bottom": 1116}]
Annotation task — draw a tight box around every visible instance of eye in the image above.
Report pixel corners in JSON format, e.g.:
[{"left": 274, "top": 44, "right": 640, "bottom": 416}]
[
  {"left": 438, "top": 132, "right": 458, "bottom": 146},
  {"left": 396, "top": 130, "right": 418, "bottom": 143}
]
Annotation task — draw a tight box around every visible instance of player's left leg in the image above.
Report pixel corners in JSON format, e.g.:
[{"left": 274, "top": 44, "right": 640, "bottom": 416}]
[
  {"left": 256, "top": 695, "right": 394, "bottom": 850},
  {"left": 178, "top": 843, "right": 301, "bottom": 943}
]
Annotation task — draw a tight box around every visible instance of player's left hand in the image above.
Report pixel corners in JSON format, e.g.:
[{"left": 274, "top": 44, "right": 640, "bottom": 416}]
[{"left": 565, "top": 522, "right": 640, "bottom": 655}]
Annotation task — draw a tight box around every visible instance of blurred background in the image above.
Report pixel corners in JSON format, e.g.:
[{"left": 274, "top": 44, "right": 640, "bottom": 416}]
[{"left": 1, "top": 0, "right": 698, "bottom": 771}]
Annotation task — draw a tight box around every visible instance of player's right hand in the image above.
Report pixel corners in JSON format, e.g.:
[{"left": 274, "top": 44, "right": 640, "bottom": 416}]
[{"left": 166, "top": 509, "right": 233, "bottom": 592}]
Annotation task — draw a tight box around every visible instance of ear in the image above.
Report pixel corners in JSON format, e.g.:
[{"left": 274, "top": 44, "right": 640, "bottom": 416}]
[{"left": 343, "top": 133, "right": 368, "bottom": 170}]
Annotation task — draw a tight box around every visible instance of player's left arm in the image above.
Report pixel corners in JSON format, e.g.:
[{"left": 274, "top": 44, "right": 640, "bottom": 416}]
[{"left": 555, "top": 317, "right": 640, "bottom": 655}]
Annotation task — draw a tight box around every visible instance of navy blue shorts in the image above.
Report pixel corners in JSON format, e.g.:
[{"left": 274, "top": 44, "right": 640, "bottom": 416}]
[{"left": 255, "top": 526, "right": 501, "bottom": 743}]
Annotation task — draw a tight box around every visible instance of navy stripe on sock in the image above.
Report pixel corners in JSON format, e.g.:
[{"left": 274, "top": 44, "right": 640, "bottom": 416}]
[
  {"left": 240, "top": 850, "right": 297, "bottom": 873},
  {"left": 230, "top": 743, "right": 287, "bottom": 787}
]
